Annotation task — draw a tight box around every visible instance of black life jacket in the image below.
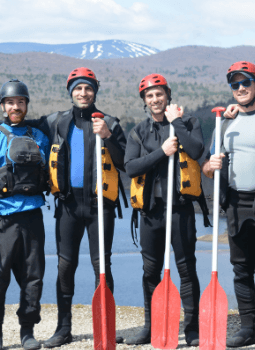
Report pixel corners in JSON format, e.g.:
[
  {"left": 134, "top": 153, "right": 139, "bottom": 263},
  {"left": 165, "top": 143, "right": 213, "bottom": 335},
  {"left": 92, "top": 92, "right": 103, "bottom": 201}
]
[{"left": 0, "top": 125, "right": 48, "bottom": 197}]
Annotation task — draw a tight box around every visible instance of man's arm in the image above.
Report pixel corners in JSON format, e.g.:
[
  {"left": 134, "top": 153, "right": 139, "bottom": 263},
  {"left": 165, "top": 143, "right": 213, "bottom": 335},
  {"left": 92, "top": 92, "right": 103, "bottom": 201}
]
[
  {"left": 26, "top": 116, "right": 51, "bottom": 137},
  {"left": 165, "top": 104, "right": 204, "bottom": 160},
  {"left": 201, "top": 155, "right": 224, "bottom": 179},
  {"left": 223, "top": 104, "right": 239, "bottom": 119},
  {"left": 172, "top": 117, "right": 204, "bottom": 160},
  {"left": 124, "top": 130, "right": 177, "bottom": 178},
  {"left": 103, "top": 123, "right": 127, "bottom": 171},
  {"left": 91, "top": 116, "right": 127, "bottom": 171}
]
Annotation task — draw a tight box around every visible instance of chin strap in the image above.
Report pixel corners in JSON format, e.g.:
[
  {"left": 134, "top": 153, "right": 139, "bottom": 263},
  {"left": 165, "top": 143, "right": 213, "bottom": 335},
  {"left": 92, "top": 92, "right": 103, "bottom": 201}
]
[{"left": 239, "top": 96, "right": 255, "bottom": 108}]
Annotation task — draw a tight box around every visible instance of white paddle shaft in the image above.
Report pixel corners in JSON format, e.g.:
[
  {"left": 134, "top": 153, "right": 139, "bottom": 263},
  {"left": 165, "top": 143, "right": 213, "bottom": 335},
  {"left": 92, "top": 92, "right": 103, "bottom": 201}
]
[
  {"left": 164, "top": 124, "right": 175, "bottom": 270},
  {"left": 96, "top": 133, "right": 105, "bottom": 274},
  {"left": 212, "top": 116, "right": 221, "bottom": 273}
]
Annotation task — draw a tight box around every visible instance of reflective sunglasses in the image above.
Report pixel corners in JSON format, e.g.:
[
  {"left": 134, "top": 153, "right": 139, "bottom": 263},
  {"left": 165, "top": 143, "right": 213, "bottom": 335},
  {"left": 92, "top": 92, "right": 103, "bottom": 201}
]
[{"left": 229, "top": 78, "right": 255, "bottom": 91}]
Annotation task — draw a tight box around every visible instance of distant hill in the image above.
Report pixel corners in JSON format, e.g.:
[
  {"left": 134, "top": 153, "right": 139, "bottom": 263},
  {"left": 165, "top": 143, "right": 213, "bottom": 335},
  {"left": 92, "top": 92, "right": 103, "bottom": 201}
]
[
  {"left": 0, "top": 40, "right": 160, "bottom": 59},
  {"left": 0, "top": 44, "right": 254, "bottom": 128}
]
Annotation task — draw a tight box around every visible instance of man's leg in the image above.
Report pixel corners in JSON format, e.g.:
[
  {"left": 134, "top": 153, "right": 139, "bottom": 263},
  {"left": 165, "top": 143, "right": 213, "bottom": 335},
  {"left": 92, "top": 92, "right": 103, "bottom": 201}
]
[
  {"left": 126, "top": 199, "right": 166, "bottom": 345},
  {"left": 171, "top": 203, "right": 200, "bottom": 346},
  {"left": 88, "top": 204, "right": 124, "bottom": 343},
  {"left": 88, "top": 204, "right": 115, "bottom": 293},
  {"left": 0, "top": 215, "right": 21, "bottom": 350},
  {"left": 12, "top": 209, "right": 45, "bottom": 350},
  {"left": 227, "top": 219, "right": 255, "bottom": 347},
  {"left": 44, "top": 196, "right": 85, "bottom": 349}
]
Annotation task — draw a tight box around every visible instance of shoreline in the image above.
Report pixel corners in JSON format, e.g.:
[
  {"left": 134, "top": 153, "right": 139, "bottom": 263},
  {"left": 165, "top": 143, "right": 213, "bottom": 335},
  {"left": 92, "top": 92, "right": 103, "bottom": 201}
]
[
  {"left": 197, "top": 230, "right": 229, "bottom": 244},
  {"left": 2, "top": 304, "right": 255, "bottom": 349}
]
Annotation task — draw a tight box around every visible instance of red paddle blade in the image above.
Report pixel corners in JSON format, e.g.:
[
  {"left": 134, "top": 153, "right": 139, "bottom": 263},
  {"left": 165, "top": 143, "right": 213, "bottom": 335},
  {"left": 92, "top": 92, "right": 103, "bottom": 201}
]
[
  {"left": 151, "top": 269, "right": 181, "bottom": 349},
  {"left": 92, "top": 274, "right": 116, "bottom": 350},
  {"left": 199, "top": 272, "right": 228, "bottom": 350}
]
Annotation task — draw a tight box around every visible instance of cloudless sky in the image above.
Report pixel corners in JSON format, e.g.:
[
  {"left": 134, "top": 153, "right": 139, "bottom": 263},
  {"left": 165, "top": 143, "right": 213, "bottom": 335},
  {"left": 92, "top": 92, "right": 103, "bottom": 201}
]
[{"left": 0, "top": 0, "right": 254, "bottom": 51}]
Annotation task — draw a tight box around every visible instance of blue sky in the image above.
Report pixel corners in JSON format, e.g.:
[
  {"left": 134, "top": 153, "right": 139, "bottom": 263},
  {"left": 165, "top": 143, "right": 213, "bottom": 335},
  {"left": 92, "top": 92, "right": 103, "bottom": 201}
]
[{"left": 0, "top": 0, "right": 254, "bottom": 51}]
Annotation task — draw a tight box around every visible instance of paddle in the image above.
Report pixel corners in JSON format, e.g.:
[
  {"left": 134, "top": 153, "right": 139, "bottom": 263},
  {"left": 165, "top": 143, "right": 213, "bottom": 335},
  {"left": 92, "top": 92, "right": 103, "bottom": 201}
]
[
  {"left": 91, "top": 112, "right": 116, "bottom": 350},
  {"left": 199, "top": 107, "right": 228, "bottom": 350},
  {"left": 151, "top": 124, "right": 181, "bottom": 349}
]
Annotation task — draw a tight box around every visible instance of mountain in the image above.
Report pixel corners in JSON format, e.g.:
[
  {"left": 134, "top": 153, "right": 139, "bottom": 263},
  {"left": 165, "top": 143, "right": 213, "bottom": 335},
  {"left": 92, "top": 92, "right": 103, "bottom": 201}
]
[
  {"left": 0, "top": 40, "right": 160, "bottom": 59},
  {"left": 0, "top": 45, "right": 254, "bottom": 128}
]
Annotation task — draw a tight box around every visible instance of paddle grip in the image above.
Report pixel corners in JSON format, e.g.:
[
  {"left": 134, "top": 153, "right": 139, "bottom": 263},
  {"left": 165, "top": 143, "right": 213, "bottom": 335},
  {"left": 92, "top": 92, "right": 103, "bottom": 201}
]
[
  {"left": 92, "top": 112, "right": 104, "bottom": 119},
  {"left": 211, "top": 107, "right": 226, "bottom": 118}
]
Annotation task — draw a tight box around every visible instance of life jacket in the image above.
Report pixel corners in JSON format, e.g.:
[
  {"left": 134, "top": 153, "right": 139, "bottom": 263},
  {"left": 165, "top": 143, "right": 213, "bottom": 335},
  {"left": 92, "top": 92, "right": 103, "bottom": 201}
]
[
  {"left": 48, "top": 113, "right": 128, "bottom": 216},
  {"left": 129, "top": 123, "right": 210, "bottom": 246},
  {"left": 176, "top": 144, "right": 202, "bottom": 199},
  {"left": 129, "top": 128, "right": 152, "bottom": 210},
  {"left": 0, "top": 125, "right": 48, "bottom": 197}
]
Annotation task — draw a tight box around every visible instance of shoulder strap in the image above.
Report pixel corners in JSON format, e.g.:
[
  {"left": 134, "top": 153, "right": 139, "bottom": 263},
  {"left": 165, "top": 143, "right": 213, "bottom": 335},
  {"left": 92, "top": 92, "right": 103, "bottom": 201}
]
[
  {"left": 0, "top": 125, "right": 11, "bottom": 138},
  {"left": 130, "top": 128, "right": 142, "bottom": 146},
  {"left": 52, "top": 112, "right": 63, "bottom": 144},
  {"left": 25, "top": 125, "right": 34, "bottom": 138},
  {"left": 104, "top": 115, "right": 118, "bottom": 132},
  {"left": 221, "top": 118, "right": 233, "bottom": 142},
  {"left": 220, "top": 118, "right": 234, "bottom": 152}
]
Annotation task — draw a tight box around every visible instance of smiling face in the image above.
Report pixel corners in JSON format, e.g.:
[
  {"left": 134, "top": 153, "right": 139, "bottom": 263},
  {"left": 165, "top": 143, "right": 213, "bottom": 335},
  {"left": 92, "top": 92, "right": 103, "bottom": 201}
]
[
  {"left": 72, "top": 83, "right": 95, "bottom": 109},
  {"left": 231, "top": 73, "right": 255, "bottom": 109},
  {"left": 143, "top": 86, "right": 168, "bottom": 121},
  {"left": 1, "top": 96, "right": 27, "bottom": 124}
]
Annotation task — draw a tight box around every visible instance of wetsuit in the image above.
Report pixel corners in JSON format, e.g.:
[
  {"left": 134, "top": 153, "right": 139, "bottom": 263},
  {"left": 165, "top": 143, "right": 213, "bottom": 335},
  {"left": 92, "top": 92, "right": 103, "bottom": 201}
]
[
  {"left": 0, "top": 122, "right": 50, "bottom": 327},
  {"left": 124, "top": 114, "right": 204, "bottom": 334},
  {"left": 26, "top": 104, "right": 126, "bottom": 329}
]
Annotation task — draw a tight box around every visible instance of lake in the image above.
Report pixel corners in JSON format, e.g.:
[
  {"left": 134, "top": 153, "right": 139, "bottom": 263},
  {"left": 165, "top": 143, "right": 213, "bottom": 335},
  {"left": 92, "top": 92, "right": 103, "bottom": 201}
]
[{"left": 6, "top": 193, "right": 238, "bottom": 309}]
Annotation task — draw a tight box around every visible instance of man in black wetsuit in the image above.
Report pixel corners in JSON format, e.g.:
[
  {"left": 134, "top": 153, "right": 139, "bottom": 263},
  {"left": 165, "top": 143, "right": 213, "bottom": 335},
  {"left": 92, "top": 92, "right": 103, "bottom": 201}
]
[
  {"left": 124, "top": 74, "right": 205, "bottom": 347},
  {"left": 26, "top": 67, "right": 126, "bottom": 348}
]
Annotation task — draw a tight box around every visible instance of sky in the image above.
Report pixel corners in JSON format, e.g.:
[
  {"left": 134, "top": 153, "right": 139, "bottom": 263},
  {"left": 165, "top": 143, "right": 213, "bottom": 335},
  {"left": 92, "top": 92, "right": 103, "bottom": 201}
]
[{"left": 0, "top": 0, "right": 255, "bottom": 51}]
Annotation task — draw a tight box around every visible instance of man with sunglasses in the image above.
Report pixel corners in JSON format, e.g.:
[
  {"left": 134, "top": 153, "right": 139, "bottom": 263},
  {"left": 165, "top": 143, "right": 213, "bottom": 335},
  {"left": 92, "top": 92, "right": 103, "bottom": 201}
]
[{"left": 202, "top": 61, "right": 255, "bottom": 348}]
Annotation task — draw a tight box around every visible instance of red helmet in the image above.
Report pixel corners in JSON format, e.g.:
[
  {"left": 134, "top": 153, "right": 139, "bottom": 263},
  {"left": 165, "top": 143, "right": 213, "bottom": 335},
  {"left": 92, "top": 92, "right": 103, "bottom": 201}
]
[
  {"left": 66, "top": 67, "right": 99, "bottom": 89},
  {"left": 139, "top": 74, "right": 171, "bottom": 97},
  {"left": 227, "top": 61, "right": 255, "bottom": 83}
]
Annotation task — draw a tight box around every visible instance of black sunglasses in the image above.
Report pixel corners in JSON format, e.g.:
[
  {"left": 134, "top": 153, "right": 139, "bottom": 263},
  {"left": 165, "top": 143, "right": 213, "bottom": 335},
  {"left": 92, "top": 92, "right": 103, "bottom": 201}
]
[{"left": 229, "top": 78, "right": 255, "bottom": 91}]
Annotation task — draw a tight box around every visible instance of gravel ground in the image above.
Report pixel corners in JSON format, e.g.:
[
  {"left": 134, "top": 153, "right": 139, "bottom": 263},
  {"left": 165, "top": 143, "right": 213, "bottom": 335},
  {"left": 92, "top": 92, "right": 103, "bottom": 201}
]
[{"left": 2, "top": 304, "right": 255, "bottom": 349}]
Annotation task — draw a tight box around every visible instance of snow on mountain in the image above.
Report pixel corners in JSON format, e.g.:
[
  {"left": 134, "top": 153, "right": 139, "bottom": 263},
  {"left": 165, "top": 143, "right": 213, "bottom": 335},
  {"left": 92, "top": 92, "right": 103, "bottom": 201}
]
[{"left": 0, "top": 40, "right": 160, "bottom": 59}]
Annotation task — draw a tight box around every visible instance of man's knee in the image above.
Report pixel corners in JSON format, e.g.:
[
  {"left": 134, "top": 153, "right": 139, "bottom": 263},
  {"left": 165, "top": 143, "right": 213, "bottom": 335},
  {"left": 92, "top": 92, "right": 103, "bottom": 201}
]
[{"left": 58, "top": 257, "right": 75, "bottom": 295}]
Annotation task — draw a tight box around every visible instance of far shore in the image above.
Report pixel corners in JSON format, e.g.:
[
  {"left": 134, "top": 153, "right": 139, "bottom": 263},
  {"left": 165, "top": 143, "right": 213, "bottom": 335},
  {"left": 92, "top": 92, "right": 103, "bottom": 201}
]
[{"left": 198, "top": 230, "right": 229, "bottom": 244}]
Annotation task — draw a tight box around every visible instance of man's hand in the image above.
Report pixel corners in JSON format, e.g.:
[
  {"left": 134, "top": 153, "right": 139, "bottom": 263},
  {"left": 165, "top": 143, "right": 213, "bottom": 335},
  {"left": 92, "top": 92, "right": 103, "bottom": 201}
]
[
  {"left": 202, "top": 153, "right": 225, "bottom": 178},
  {"left": 92, "top": 117, "right": 111, "bottom": 139},
  {"left": 162, "top": 136, "right": 178, "bottom": 156},
  {"left": 165, "top": 104, "right": 184, "bottom": 123},
  {"left": 223, "top": 104, "right": 239, "bottom": 119},
  {"left": 209, "top": 154, "right": 225, "bottom": 170}
]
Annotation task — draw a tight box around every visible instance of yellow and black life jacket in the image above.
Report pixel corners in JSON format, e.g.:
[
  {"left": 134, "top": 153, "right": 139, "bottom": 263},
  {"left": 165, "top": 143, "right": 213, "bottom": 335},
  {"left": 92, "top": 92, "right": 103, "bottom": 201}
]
[
  {"left": 95, "top": 147, "right": 119, "bottom": 203},
  {"left": 129, "top": 124, "right": 210, "bottom": 245},
  {"left": 48, "top": 113, "right": 128, "bottom": 216},
  {"left": 176, "top": 144, "right": 202, "bottom": 199},
  {"left": 129, "top": 129, "right": 152, "bottom": 211}
]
